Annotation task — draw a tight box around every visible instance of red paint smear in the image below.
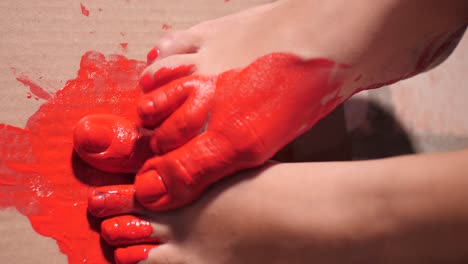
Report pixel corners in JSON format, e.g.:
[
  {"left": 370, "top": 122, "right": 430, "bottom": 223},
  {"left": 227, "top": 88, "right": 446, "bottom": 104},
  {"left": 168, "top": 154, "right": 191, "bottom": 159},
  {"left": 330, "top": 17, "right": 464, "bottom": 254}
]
[
  {"left": 16, "top": 76, "right": 52, "bottom": 100},
  {"left": 161, "top": 24, "right": 171, "bottom": 30},
  {"left": 0, "top": 51, "right": 146, "bottom": 263},
  {"left": 80, "top": 3, "right": 90, "bottom": 17},
  {"left": 120, "top": 43, "right": 128, "bottom": 53}
]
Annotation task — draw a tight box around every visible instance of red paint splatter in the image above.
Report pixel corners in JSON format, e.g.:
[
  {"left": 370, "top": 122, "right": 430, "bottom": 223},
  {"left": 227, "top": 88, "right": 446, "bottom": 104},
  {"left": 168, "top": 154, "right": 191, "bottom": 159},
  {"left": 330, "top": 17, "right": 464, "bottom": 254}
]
[
  {"left": 0, "top": 51, "right": 146, "bottom": 263},
  {"left": 161, "top": 24, "right": 171, "bottom": 30},
  {"left": 26, "top": 92, "right": 32, "bottom": 99},
  {"left": 120, "top": 43, "right": 128, "bottom": 53},
  {"left": 16, "top": 76, "right": 52, "bottom": 100},
  {"left": 80, "top": 3, "right": 90, "bottom": 17}
]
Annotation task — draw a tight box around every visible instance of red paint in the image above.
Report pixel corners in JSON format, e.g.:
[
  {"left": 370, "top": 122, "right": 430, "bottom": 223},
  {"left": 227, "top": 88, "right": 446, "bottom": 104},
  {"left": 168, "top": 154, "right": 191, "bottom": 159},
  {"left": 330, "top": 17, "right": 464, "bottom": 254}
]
[
  {"left": 88, "top": 185, "right": 138, "bottom": 218},
  {"left": 80, "top": 3, "right": 90, "bottom": 17},
  {"left": 74, "top": 114, "right": 153, "bottom": 173},
  {"left": 114, "top": 245, "right": 156, "bottom": 264},
  {"left": 129, "top": 53, "right": 347, "bottom": 211},
  {"left": 0, "top": 51, "right": 146, "bottom": 263},
  {"left": 161, "top": 24, "right": 171, "bottom": 30},
  {"left": 16, "top": 76, "right": 52, "bottom": 100},
  {"left": 101, "top": 215, "right": 157, "bottom": 246},
  {"left": 26, "top": 92, "right": 32, "bottom": 99},
  {"left": 139, "top": 64, "right": 194, "bottom": 93},
  {"left": 120, "top": 43, "right": 128, "bottom": 53}
]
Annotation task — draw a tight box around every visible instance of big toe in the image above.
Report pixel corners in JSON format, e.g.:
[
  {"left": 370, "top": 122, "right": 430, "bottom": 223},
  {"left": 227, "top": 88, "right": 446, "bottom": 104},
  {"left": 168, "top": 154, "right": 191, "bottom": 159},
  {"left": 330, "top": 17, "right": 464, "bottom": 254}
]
[{"left": 73, "top": 114, "right": 154, "bottom": 173}]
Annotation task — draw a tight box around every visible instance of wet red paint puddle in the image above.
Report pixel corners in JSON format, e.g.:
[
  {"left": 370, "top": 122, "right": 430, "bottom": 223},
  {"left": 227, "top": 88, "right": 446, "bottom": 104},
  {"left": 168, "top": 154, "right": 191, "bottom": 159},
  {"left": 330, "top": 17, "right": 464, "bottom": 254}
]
[{"left": 0, "top": 51, "right": 145, "bottom": 263}]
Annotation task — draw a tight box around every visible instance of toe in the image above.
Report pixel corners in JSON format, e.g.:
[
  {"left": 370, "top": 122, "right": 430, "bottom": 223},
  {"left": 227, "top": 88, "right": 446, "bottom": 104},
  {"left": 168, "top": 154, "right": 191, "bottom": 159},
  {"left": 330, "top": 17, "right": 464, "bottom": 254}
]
[
  {"left": 114, "top": 244, "right": 157, "bottom": 264},
  {"left": 88, "top": 185, "right": 141, "bottom": 217},
  {"left": 101, "top": 215, "right": 162, "bottom": 246},
  {"left": 139, "top": 54, "right": 197, "bottom": 93},
  {"left": 74, "top": 114, "right": 154, "bottom": 173},
  {"left": 137, "top": 76, "right": 192, "bottom": 130},
  {"left": 151, "top": 78, "right": 215, "bottom": 154},
  {"left": 135, "top": 131, "right": 239, "bottom": 211}
]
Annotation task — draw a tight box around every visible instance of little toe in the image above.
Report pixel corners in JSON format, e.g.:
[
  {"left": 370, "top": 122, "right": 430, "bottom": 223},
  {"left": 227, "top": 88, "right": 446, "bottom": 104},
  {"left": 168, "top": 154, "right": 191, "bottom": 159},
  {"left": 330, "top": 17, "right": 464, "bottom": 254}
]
[
  {"left": 101, "top": 215, "right": 168, "bottom": 246},
  {"left": 88, "top": 185, "right": 142, "bottom": 218},
  {"left": 114, "top": 244, "right": 158, "bottom": 264}
]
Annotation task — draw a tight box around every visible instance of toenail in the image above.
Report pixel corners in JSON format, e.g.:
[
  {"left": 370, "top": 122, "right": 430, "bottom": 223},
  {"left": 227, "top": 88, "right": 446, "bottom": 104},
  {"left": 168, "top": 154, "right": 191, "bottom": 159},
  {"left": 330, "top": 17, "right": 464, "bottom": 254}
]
[
  {"left": 88, "top": 189, "right": 106, "bottom": 216},
  {"left": 136, "top": 170, "right": 167, "bottom": 204},
  {"left": 139, "top": 73, "right": 153, "bottom": 92},
  {"left": 146, "top": 48, "right": 160, "bottom": 64}
]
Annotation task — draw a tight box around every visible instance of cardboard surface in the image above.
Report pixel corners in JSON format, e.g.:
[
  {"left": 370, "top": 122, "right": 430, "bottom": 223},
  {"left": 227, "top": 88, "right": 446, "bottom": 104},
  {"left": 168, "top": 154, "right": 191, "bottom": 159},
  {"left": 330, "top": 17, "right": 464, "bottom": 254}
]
[{"left": 0, "top": 0, "right": 467, "bottom": 263}]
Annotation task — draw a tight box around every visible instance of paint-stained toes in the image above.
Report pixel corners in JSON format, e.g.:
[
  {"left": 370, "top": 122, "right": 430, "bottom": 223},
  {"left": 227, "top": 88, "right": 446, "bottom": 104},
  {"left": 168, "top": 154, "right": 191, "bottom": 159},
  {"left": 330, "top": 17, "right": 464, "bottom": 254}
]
[
  {"left": 101, "top": 215, "right": 160, "bottom": 246},
  {"left": 139, "top": 56, "right": 196, "bottom": 93},
  {"left": 73, "top": 114, "right": 154, "bottom": 173},
  {"left": 114, "top": 245, "right": 157, "bottom": 264},
  {"left": 88, "top": 185, "right": 140, "bottom": 217},
  {"left": 137, "top": 77, "right": 192, "bottom": 130}
]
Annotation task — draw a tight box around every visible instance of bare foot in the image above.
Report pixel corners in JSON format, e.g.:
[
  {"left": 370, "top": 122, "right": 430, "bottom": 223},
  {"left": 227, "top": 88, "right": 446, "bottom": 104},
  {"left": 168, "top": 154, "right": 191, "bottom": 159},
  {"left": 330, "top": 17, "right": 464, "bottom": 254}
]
[
  {"left": 141, "top": 0, "right": 467, "bottom": 92},
  {"left": 88, "top": 0, "right": 467, "bottom": 212},
  {"left": 95, "top": 162, "right": 380, "bottom": 264},
  {"left": 73, "top": 114, "right": 153, "bottom": 173}
]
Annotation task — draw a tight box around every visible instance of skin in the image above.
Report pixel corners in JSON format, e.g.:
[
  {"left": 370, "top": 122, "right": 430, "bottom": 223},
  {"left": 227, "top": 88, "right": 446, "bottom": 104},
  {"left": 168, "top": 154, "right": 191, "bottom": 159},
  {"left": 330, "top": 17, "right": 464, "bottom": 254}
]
[
  {"left": 92, "top": 150, "right": 468, "bottom": 264},
  {"left": 127, "top": 0, "right": 468, "bottom": 211},
  {"left": 74, "top": 114, "right": 154, "bottom": 173},
  {"left": 78, "top": 0, "right": 468, "bottom": 262}
]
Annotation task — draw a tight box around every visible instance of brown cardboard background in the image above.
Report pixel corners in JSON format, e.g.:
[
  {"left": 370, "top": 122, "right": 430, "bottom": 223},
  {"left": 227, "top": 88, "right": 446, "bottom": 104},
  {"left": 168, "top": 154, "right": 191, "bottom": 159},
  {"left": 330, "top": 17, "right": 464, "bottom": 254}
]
[
  {"left": 0, "top": 0, "right": 467, "bottom": 263},
  {"left": 0, "top": 1, "right": 269, "bottom": 262}
]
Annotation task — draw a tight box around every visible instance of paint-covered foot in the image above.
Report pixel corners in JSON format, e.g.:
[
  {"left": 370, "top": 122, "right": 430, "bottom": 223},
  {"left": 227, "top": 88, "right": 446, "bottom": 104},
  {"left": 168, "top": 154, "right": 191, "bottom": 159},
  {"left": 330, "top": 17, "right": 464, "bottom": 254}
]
[
  {"left": 73, "top": 114, "right": 154, "bottom": 173},
  {"left": 133, "top": 0, "right": 466, "bottom": 211},
  {"left": 92, "top": 163, "right": 384, "bottom": 264}
]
